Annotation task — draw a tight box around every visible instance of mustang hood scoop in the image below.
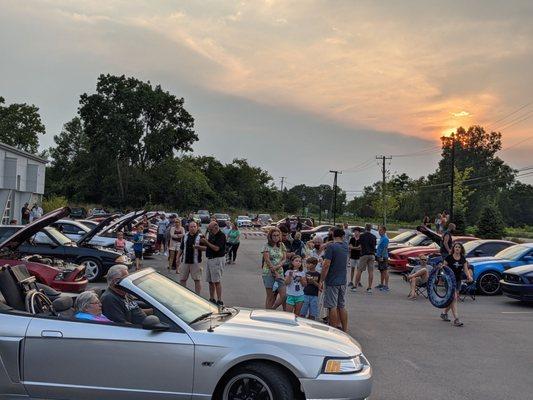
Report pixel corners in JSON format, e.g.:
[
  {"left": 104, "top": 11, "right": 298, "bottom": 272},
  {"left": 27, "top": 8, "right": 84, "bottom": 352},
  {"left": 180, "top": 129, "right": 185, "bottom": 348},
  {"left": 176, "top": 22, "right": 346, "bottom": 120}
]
[{"left": 250, "top": 310, "right": 298, "bottom": 325}]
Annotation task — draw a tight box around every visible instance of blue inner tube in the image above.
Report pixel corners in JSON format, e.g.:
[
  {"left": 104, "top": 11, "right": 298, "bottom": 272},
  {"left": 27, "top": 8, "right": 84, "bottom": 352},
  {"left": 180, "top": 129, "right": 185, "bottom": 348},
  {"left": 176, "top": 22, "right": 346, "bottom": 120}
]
[{"left": 428, "top": 266, "right": 457, "bottom": 309}]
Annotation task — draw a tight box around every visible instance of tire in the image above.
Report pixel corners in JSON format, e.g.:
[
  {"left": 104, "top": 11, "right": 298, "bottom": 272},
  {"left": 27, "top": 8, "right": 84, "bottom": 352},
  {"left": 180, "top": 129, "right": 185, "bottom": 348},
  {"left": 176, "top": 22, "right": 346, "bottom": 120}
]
[
  {"left": 478, "top": 271, "right": 501, "bottom": 296},
  {"left": 427, "top": 266, "right": 456, "bottom": 309},
  {"left": 218, "top": 362, "right": 294, "bottom": 400},
  {"left": 80, "top": 258, "right": 103, "bottom": 282}
]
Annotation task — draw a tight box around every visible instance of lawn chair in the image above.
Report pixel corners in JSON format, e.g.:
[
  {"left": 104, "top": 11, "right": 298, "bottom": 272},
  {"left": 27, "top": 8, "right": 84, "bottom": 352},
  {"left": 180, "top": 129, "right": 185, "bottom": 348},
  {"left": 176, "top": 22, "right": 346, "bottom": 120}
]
[
  {"left": 415, "top": 281, "right": 429, "bottom": 299},
  {"left": 459, "top": 280, "right": 476, "bottom": 302}
]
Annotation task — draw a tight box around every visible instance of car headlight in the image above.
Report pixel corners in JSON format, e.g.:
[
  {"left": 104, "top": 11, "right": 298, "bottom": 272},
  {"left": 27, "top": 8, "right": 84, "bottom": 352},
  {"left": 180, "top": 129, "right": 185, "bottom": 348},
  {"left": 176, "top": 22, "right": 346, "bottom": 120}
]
[
  {"left": 323, "top": 356, "right": 364, "bottom": 374},
  {"left": 115, "top": 255, "right": 131, "bottom": 264}
]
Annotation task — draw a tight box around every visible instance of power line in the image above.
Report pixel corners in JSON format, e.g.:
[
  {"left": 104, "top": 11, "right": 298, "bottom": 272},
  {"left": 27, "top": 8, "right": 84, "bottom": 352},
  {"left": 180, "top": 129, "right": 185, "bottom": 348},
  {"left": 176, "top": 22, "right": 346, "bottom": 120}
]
[
  {"left": 495, "top": 109, "right": 533, "bottom": 132},
  {"left": 487, "top": 101, "right": 533, "bottom": 130}
]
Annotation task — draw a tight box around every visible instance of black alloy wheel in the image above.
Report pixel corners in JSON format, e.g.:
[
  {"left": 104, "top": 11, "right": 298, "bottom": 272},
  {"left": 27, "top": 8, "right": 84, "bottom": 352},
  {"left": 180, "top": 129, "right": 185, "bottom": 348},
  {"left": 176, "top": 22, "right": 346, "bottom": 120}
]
[{"left": 478, "top": 271, "right": 501, "bottom": 295}]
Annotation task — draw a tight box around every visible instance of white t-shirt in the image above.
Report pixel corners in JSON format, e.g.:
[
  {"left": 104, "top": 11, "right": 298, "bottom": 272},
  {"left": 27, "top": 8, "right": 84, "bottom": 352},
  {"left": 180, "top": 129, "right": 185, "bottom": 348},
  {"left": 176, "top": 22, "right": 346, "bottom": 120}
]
[{"left": 285, "top": 270, "right": 306, "bottom": 297}]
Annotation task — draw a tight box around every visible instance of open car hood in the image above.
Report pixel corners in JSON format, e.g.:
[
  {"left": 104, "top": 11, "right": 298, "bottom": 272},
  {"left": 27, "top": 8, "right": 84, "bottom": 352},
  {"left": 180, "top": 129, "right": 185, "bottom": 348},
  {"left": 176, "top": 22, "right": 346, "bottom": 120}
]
[
  {"left": 416, "top": 225, "right": 442, "bottom": 246},
  {"left": 0, "top": 207, "right": 71, "bottom": 251},
  {"left": 76, "top": 214, "right": 119, "bottom": 245},
  {"left": 101, "top": 210, "right": 146, "bottom": 234}
]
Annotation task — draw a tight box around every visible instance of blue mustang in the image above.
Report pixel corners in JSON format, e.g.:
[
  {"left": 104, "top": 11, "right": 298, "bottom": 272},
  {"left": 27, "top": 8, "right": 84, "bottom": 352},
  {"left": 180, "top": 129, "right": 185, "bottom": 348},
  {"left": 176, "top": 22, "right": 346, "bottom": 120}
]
[{"left": 469, "top": 243, "right": 533, "bottom": 295}]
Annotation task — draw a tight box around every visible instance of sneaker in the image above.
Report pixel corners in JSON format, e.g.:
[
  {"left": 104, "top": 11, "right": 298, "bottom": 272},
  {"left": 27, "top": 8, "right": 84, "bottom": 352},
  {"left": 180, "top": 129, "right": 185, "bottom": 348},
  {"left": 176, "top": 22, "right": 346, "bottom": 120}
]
[
  {"left": 163, "top": 251, "right": 168, "bottom": 257},
  {"left": 350, "top": 287, "right": 357, "bottom": 292},
  {"left": 348, "top": 282, "right": 354, "bottom": 288},
  {"left": 366, "top": 288, "right": 373, "bottom": 294},
  {"left": 382, "top": 286, "right": 390, "bottom": 292},
  {"left": 209, "top": 298, "right": 217, "bottom": 304},
  {"left": 453, "top": 319, "right": 464, "bottom": 327},
  {"left": 358, "top": 282, "right": 363, "bottom": 287},
  {"left": 375, "top": 284, "right": 384, "bottom": 289},
  {"left": 216, "top": 300, "right": 224, "bottom": 306},
  {"left": 440, "top": 313, "right": 450, "bottom": 322}
]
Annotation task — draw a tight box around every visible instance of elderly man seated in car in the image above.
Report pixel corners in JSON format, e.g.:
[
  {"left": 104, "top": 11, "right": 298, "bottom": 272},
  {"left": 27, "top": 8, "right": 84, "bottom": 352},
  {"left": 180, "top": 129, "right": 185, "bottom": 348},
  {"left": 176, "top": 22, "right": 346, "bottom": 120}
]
[
  {"left": 403, "top": 255, "right": 433, "bottom": 299},
  {"left": 74, "top": 291, "right": 111, "bottom": 323},
  {"left": 101, "top": 264, "right": 151, "bottom": 325}
]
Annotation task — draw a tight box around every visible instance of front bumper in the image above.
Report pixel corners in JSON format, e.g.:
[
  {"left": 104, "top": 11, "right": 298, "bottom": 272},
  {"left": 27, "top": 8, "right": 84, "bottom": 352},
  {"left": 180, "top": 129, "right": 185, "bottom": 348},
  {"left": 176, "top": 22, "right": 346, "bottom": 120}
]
[
  {"left": 388, "top": 258, "right": 408, "bottom": 271},
  {"left": 501, "top": 281, "right": 533, "bottom": 301},
  {"left": 300, "top": 357, "right": 372, "bottom": 400}
]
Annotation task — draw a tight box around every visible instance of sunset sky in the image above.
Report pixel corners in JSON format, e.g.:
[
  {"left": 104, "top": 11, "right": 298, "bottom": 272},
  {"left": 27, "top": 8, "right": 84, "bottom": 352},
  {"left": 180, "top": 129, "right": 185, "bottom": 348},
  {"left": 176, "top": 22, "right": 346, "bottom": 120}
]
[{"left": 1, "top": 0, "right": 532, "bottom": 191}]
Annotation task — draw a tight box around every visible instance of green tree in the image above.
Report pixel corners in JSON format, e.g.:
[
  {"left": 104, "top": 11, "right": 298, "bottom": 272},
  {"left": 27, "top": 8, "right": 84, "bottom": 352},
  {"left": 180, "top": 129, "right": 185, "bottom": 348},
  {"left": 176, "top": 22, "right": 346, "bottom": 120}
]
[
  {"left": 453, "top": 167, "right": 474, "bottom": 214},
  {"left": 476, "top": 204, "right": 506, "bottom": 239},
  {"left": 0, "top": 96, "right": 45, "bottom": 153},
  {"left": 497, "top": 182, "right": 533, "bottom": 227}
]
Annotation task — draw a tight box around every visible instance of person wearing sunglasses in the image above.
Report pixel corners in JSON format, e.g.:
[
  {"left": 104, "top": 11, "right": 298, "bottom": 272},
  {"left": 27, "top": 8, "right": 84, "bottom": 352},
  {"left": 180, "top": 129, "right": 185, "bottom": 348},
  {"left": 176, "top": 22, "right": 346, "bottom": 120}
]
[{"left": 403, "top": 255, "right": 432, "bottom": 299}]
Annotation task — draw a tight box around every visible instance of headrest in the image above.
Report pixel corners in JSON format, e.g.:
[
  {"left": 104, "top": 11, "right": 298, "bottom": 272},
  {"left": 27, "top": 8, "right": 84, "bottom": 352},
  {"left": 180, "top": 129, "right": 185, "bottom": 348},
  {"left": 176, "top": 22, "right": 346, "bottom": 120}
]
[{"left": 52, "top": 296, "right": 73, "bottom": 312}]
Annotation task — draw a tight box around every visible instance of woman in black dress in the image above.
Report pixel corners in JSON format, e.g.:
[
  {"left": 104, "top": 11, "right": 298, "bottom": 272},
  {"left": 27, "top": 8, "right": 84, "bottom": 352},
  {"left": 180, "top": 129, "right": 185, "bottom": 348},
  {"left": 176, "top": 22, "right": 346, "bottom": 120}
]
[{"left": 440, "top": 242, "right": 473, "bottom": 326}]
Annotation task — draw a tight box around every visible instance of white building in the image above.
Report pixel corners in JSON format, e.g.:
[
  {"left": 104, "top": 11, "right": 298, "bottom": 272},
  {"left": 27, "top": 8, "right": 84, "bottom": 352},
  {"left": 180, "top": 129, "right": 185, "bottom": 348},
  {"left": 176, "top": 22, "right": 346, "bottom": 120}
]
[{"left": 0, "top": 142, "right": 47, "bottom": 224}]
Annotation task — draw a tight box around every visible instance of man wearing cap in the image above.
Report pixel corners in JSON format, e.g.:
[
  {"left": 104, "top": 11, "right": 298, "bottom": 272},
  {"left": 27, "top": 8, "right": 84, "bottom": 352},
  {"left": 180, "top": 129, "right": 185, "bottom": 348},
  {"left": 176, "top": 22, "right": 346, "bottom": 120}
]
[{"left": 200, "top": 221, "right": 227, "bottom": 306}]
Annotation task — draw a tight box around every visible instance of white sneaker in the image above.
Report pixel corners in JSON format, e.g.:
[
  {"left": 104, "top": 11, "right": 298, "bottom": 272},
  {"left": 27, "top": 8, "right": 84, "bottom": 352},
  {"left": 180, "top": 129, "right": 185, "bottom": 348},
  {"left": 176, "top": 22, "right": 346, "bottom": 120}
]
[{"left": 163, "top": 251, "right": 168, "bottom": 257}]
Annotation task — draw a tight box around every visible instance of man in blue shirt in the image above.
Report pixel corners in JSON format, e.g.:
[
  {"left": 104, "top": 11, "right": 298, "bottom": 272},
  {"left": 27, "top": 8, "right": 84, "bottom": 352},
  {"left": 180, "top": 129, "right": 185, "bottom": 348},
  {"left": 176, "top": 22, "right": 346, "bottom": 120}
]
[
  {"left": 321, "top": 227, "right": 349, "bottom": 332},
  {"left": 376, "top": 226, "right": 390, "bottom": 291}
]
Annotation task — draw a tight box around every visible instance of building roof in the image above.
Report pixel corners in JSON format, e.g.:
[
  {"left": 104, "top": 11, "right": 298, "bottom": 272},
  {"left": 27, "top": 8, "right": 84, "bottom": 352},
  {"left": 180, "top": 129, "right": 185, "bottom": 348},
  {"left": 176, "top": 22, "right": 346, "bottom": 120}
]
[{"left": 0, "top": 142, "right": 48, "bottom": 164}]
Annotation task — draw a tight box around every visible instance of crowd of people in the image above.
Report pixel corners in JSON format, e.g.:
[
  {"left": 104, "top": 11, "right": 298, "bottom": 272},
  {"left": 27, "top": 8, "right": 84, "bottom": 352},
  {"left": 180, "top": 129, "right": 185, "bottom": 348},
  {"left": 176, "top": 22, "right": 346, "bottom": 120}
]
[
  {"left": 83, "top": 211, "right": 473, "bottom": 330},
  {"left": 120, "top": 214, "right": 243, "bottom": 307},
  {"left": 260, "top": 218, "right": 473, "bottom": 330},
  {"left": 14, "top": 202, "right": 43, "bottom": 225}
]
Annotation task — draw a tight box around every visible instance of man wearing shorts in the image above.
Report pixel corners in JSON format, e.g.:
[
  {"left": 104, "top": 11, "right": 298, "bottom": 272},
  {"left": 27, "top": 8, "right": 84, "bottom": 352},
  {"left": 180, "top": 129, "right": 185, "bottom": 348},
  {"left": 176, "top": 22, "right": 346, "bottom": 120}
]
[
  {"left": 320, "top": 227, "right": 349, "bottom": 332},
  {"left": 178, "top": 221, "right": 203, "bottom": 294},
  {"left": 348, "top": 228, "right": 362, "bottom": 288},
  {"left": 352, "top": 224, "right": 376, "bottom": 294},
  {"left": 201, "top": 221, "right": 227, "bottom": 306},
  {"left": 376, "top": 226, "right": 390, "bottom": 291}
]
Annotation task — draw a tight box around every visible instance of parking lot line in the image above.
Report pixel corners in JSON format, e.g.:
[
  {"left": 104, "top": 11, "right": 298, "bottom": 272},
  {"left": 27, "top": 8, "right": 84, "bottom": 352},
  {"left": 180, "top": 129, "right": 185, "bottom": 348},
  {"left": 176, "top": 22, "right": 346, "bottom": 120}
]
[{"left": 501, "top": 311, "right": 533, "bottom": 314}]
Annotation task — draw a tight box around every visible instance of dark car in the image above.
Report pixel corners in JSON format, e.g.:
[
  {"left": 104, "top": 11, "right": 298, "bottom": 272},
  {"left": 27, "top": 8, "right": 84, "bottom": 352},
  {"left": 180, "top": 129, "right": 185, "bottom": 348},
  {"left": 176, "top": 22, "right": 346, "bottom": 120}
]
[
  {"left": 0, "top": 209, "right": 88, "bottom": 293},
  {"left": 0, "top": 209, "right": 132, "bottom": 282},
  {"left": 197, "top": 210, "right": 211, "bottom": 224},
  {"left": 501, "top": 265, "right": 533, "bottom": 302},
  {"left": 300, "top": 225, "right": 335, "bottom": 242},
  {"left": 69, "top": 207, "right": 87, "bottom": 219}
]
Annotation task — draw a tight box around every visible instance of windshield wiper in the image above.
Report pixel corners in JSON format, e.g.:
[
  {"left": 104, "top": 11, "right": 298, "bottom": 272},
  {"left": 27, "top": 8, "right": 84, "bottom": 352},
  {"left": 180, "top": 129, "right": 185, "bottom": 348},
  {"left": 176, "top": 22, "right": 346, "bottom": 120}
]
[{"left": 189, "top": 310, "right": 233, "bottom": 325}]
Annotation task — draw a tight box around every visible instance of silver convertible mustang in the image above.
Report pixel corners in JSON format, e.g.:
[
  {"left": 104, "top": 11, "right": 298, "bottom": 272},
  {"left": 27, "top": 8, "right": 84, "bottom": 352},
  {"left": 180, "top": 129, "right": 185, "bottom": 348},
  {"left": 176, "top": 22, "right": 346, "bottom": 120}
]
[{"left": 0, "top": 267, "right": 372, "bottom": 399}]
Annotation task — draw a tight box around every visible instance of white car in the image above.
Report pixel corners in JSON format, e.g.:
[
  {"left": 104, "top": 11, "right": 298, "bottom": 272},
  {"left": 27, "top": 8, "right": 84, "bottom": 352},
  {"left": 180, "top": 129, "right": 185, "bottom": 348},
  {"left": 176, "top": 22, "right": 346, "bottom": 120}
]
[
  {"left": 312, "top": 226, "right": 380, "bottom": 242},
  {"left": 236, "top": 216, "right": 253, "bottom": 227},
  {"left": 52, "top": 219, "right": 134, "bottom": 255}
]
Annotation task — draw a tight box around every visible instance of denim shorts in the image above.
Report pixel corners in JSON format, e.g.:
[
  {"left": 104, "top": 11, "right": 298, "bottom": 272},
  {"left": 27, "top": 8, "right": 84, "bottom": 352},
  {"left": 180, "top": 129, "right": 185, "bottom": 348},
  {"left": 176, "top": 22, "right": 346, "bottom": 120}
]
[
  {"left": 300, "top": 295, "right": 318, "bottom": 318},
  {"left": 262, "top": 274, "right": 285, "bottom": 289}
]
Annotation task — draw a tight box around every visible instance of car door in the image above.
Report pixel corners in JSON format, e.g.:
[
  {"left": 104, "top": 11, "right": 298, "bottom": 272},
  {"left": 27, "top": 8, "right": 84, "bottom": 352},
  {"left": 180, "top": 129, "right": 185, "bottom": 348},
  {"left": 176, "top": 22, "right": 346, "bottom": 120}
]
[
  {"left": 0, "top": 312, "right": 32, "bottom": 398},
  {"left": 23, "top": 317, "right": 194, "bottom": 400}
]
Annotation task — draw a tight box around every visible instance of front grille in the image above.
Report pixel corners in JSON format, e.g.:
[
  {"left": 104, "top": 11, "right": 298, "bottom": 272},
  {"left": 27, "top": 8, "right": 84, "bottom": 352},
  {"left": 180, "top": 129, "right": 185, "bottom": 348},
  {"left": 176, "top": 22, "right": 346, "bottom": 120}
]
[{"left": 503, "top": 274, "right": 521, "bottom": 284}]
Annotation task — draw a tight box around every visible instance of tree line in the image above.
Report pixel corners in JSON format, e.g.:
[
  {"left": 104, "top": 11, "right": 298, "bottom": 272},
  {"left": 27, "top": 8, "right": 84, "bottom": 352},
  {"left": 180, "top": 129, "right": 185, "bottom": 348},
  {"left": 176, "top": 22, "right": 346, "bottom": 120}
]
[{"left": 1, "top": 74, "right": 531, "bottom": 230}]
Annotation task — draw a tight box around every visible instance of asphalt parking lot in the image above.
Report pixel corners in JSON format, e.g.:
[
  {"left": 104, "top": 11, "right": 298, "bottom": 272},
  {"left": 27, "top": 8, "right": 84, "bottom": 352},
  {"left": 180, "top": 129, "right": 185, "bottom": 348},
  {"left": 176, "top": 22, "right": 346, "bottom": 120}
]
[{"left": 91, "top": 235, "right": 533, "bottom": 400}]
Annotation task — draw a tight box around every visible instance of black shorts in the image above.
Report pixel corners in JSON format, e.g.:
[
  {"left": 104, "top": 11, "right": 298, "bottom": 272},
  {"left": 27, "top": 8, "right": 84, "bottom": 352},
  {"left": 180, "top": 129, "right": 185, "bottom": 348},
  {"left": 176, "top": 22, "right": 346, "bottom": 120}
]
[
  {"left": 377, "top": 258, "right": 389, "bottom": 271},
  {"left": 134, "top": 250, "right": 143, "bottom": 259},
  {"left": 156, "top": 234, "right": 165, "bottom": 244}
]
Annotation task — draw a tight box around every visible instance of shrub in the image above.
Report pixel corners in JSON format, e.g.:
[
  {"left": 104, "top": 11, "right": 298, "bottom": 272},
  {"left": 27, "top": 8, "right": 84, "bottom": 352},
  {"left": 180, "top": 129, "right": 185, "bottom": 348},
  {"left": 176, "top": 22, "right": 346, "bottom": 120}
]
[
  {"left": 476, "top": 204, "right": 506, "bottom": 239},
  {"left": 452, "top": 209, "right": 467, "bottom": 235},
  {"left": 42, "top": 195, "right": 68, "bottom": 213}
]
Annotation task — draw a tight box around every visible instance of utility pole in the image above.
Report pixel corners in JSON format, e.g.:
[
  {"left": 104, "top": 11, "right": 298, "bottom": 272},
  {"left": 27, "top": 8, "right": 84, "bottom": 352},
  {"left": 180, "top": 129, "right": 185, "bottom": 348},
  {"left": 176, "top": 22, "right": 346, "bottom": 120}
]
[
  {"left": 376, "top": 156, "right": 392, "bottom": 226},
  {"left": 329, "top": 170, "right": 341, "bottom": 225},
  {"left": 318, "top": 193, "right": 323, "bottom": 225},
  {"left": 280, "top": 176, "right": 286, "bottom": 192},
  {"left": 449, "top": 134, "right": 455, "bottom": 222}
]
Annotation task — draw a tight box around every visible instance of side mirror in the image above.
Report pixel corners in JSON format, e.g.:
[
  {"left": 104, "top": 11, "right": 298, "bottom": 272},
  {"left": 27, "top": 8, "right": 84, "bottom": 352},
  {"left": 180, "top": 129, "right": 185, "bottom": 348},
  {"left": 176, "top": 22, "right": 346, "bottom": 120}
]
[{"left": 142, "top": 315, "right": 169, "bottom": 332}]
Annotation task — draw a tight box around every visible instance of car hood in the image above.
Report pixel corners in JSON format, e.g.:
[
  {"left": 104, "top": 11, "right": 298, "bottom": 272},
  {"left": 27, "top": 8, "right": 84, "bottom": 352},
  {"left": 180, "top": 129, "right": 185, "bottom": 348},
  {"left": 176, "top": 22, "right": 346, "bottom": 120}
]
[
  {"left": 502, "top": 265, "right": 533, "bottom": 275},
  {"left": 416, "top": 225, "right": 442, "bottom": 245},
  {"left": 0, "top": 207, "right": 71, "bottom": 251},
  {"left": 106, "top": 210, "right": 146, "bottom": 233},
  {"left": 77, "top": 214, "right": 119, "bottom": 245},
  {"left": 468, "top": 256, "right": 511, "bottom": 266},
  {"left": 391, "top": 245, "right": 438, "bottom": 256},
  {"left": 214, "top": 309, "right": 361, "bottom": 357}
]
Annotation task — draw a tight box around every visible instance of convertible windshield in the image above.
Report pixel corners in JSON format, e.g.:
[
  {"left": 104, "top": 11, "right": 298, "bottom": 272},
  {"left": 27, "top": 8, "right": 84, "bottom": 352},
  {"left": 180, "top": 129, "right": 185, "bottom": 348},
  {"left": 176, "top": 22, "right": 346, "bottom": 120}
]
[
  {"left": 406, "top": 235, "right": 430, "bottom": 246},
  {"left": 133, "top": 273, "right": 219, "bottom": 324},
  {"left": 495, "top": 245, "right": 528, "bottom": 260},
  {"left": 43, "top": 227, "right": 74, "bottom": 245}
]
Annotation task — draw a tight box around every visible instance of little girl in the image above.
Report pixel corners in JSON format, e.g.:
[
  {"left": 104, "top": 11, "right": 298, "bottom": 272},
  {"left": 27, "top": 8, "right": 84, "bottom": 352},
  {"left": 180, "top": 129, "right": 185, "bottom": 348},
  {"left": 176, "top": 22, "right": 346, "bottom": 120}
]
[
  {"left": 114, "top": 232, "right": 126, "bottom": 254},
  {"left": 284, "top": 255, "right": 307, "bottom": 315}
]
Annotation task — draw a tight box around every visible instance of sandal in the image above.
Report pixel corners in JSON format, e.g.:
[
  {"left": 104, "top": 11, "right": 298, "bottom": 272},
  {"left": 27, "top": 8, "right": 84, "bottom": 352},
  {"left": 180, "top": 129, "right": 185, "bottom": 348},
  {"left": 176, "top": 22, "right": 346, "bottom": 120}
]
[
  {"left": 453, "top": 319, "right": 464, "bottom": 327},
  {"left": 440, "top": 313, "right": 450, "bottom": 322}
]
